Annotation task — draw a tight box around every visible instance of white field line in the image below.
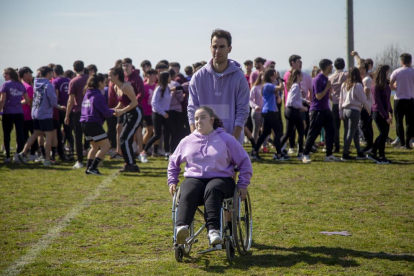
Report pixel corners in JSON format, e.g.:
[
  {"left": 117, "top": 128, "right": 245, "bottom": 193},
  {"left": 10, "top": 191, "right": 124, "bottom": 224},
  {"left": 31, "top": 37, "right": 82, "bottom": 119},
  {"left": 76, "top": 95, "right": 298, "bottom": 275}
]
[{"left": 2, "top": 171, "right": 119, "bottom": 276}]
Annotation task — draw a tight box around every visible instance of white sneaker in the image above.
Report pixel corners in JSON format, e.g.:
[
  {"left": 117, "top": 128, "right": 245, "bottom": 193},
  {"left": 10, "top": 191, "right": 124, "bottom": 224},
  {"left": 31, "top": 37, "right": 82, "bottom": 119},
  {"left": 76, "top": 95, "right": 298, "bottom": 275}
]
[
  {"left": 391, "top": 137, "right": 401, "bottom": 147},
  {"left": 208, "top": 229, "right": 222, "bottom": 245},
  {"left": 322, "top": 146, "right": 327, "bottom": 152},
  {"left": 28, "top": 155, "right": 37, "bottom": 162},
  {"left": 325, "top": 155, "right": 341, "bottom": 162},
  {"left": 35, "top": 156, "right": 45, "bottom": 163},
  {"left": 73, "top": 161, "right": 84, "bottom": 169},
  {"left": 13, "top": 153, "right": 21, "bottom": 163},
  {"left": 288, "top": 148, "right": 295, "bottom": 154},
  {"left": 176, "top": 225, "right": 189, "bottom": 244},
  {"left": 302, "top": 155, "right": 311, "bottom": 164},
  {"left": 140, "top": 153, "right": 148, "bottom": 163}
]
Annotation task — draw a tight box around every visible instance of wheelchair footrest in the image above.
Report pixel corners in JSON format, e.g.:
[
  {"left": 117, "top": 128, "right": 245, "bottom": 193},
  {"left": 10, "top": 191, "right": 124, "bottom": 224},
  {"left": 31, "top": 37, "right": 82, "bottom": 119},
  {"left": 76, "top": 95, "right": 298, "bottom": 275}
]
[{"left": 196, "top": 244, "right": 222, "bottom": 254}]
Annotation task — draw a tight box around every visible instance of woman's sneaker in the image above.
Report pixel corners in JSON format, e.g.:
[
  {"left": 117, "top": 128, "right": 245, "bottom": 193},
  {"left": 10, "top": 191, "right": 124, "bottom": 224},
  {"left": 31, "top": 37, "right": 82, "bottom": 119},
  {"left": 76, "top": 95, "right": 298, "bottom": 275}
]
[
  {"left": 366, "top": 153, "right": 380, "bottom": 162},
  {"left": 86, "top": 168, "right": 103, "bottom": 175},
  {"left": 250, "top": 153, "right": 262, "bottom": 161},
  {"left": 356, "top": 152, "right": 367, "bottom": 160},
  {"left": 377, "top": 157, "right": 391, "bottom": 164},
  {"left": 341, "top": 154, "right": 355, "bottom": 161},
  {"left": 139, "top": 153, "right": 148, "bottom": 163},
  {"left": 273, "top": 153, "right": 290, "bottom": 161},
  {"left": 73, "top": 161, "right": 84, "bottom": 169},
  {"left": 176, "top": 225, "right": 189, "bottom": 244},
  {"left": 17, "top": 153, "right": 27, "bottom": 164},
  {"left": 302, "top": 155, "right": 311, "bottom": 164},
  {"left": 119, "top": 164, "right": 140, "bottom": 173},
  {"left": 208, "top": 229, "right": 222, "bottom": 245},
  {"left": 43, "top": 160, "right": 53, "bottom": 166},
  {"left": 324, "top": 155, "right": 341, "bottom": 162},
  {"left": 288, "top": 148, "right": 295, "bottom": 154}
]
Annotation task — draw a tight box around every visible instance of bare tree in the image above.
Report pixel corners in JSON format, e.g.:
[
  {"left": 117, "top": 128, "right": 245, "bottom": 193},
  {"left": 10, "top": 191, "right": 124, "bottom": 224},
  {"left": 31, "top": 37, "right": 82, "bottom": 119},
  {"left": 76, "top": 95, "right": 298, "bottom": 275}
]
[{"left": 375, "top": 43, "right": 405, "bottom": 71}]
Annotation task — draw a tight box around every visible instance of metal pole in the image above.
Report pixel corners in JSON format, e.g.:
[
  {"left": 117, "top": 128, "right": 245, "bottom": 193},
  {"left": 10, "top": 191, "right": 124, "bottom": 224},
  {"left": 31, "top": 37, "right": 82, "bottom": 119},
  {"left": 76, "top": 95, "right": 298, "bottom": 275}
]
[{"left": 347, "top": 0, "right": 354, "bottom": 69}]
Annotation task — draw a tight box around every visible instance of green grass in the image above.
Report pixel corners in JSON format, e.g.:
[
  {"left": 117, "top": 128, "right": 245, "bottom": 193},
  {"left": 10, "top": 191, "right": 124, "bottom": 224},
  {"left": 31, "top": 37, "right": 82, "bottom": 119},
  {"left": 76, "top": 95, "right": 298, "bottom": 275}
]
[{"left": 1, "top": 115, "right": 414, "bottom": 275}]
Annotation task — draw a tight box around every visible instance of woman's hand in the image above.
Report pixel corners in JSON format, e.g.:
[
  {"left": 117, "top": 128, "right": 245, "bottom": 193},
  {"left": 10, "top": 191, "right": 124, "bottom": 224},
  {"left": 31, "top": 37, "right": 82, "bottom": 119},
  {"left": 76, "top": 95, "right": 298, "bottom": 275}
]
[
  {"left": 164, "top": 113, "right": 169, "bottom": 119},
  {"left": 169, "top": 184, "right": 177, "bottom": 196},
  {"left": 238, "top": 188, "right": 247, "bottom": 201}
]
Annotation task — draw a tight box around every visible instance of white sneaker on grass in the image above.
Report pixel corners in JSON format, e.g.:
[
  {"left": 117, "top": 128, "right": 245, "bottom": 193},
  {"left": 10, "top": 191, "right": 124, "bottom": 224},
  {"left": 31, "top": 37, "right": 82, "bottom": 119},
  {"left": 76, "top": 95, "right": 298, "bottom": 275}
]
[
  {"left": 73, "top": 161, "right": 84, "bottom": 169},
  {"left": 140, "top": 153, "right": 148, "bottom": 163},
  {"left": 325, "top": 155, "right": 341, "bottom": 162},
  {"left": 302, "top": 155, "right": 311, "bottom": 164},
  {"left": 13, "top": 153, "right": 21, "bottom": 163},
  {"left": 176, "top": 225, "right": 189, "bottom": 244},
  {"left": 208, "top": 229, "right": 222, "bottom": 245},
  {"left": 288, "top": 148, "right": 295, "bottom": 154}
]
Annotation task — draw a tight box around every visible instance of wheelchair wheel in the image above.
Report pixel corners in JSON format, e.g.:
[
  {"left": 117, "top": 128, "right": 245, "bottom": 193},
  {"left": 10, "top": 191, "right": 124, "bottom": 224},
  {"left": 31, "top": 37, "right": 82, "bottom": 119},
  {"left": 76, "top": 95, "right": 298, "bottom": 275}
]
[
  {"left": 225, "top": 238, "right": 235, "bottom": 263},
  {"left": 175, "top": 246, "right": 184, "bottom": 262},
  {"left": 232, "top": 188, "right": 253, "bottom": 255}
]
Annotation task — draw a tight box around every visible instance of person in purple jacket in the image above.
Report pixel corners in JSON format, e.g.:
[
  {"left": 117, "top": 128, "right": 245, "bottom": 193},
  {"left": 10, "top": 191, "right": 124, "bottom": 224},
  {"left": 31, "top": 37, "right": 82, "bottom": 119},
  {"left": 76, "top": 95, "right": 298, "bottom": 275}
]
[
  {"left": 368, "top": 65, "right": 394, "bottom": 164},
  {"left": 18, "top": 66, "right": 66, "bottom": 166},
  {"left": 80, "top": 74, "right": 115, "bottom": 175},
  {"left": 0, "top": 68, "right": 29, "bottom": 163},
  {"left": 168, "top": 106, "right": 252, "bottom": 246},
  {"left": 188, "top": 29, "right": 250, "bottom": 145}
]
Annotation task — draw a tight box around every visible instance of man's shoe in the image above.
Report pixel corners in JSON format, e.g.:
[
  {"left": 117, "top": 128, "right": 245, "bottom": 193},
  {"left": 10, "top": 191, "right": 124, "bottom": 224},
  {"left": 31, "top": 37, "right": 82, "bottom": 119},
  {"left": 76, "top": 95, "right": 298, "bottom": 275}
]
[{"left": 208, "top": 229, "right": 222, "bottom": 246}]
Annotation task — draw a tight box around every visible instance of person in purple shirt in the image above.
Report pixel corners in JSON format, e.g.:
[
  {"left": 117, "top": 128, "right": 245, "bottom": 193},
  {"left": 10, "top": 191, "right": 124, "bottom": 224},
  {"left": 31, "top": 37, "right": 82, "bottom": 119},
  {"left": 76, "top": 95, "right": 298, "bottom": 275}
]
[
  {"left": 302, "top": 59, "right": 339, "bottom": 163},
  {"left": 168, "top": 106, "right": 252, "bottom": 245},
  {"left": 53, "top": 64, "right": 73, "bottom": 161},
  {"left": 368, "top": 65, "right": 394, "bottom": 164},
  {"left": 80, "top": 74, "right": 115, "bottom": 175},
  {"left": 0, "top": 68, "right": 29, "bottom": 163},
  {"left": 188, "top": 29, "right": 250, "bottom": 145},
  {"left": 64, "top": 60, "right": 89, "bottom": 169},
  {"left": 18, "top": 66, "right": 66, "bottom": 166}
]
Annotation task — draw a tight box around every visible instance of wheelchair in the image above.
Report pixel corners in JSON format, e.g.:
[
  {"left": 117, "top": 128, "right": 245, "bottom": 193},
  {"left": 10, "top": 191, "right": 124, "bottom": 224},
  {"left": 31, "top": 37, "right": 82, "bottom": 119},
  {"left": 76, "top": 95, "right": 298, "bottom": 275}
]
[{"left": 172, "top": 186, "right": 252, "bottom": 262}]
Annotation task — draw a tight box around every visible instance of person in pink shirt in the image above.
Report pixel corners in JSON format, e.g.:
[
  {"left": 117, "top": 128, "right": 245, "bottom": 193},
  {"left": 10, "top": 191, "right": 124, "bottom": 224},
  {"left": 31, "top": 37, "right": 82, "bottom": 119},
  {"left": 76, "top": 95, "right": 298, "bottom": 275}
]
[
  {"left": 142, "top": 69, "right": 157, "bottom": 152},
  {"left": 249, "top": 72, "right": 264, "bottom": 144},
  {"left": 250, "top": 57, "right": 266, "bottom": 86},
  {"left": 390, "top": 53, "right": 414, "bottom": 149},
  {"left": 19, "top": 67, "right": 39, "bottom": 161}
]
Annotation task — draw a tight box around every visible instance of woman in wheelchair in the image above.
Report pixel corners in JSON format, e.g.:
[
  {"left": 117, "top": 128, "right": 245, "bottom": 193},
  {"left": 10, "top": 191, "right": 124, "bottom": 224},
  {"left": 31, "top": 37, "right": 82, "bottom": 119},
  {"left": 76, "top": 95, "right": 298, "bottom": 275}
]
[{"left": 167, "top": 106, "right": 253, "bottom": 246}]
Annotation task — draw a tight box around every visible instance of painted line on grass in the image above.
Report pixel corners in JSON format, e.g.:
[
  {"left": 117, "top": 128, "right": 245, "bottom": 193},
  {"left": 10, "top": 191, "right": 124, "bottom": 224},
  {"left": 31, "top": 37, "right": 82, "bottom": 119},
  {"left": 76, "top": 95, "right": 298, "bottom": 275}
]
[{"left": 2, "top": 171, "right": 119, "bottom": 276}]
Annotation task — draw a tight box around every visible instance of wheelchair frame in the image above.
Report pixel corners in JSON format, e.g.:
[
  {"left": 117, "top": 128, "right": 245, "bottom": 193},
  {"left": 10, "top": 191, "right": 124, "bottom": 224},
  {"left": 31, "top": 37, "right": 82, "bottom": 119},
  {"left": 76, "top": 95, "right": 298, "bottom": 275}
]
[{"left": 172, "top": 186, "right": 252, "bottom": 262}]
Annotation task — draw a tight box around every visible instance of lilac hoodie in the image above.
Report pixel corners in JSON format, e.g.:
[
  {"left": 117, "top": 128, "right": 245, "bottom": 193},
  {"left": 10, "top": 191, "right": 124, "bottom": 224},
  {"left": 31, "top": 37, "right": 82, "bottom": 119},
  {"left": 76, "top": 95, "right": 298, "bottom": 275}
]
[
  {"left": 80, "top": 89, "right": 114, "bottom": 125},
  {"left": 31, "top": 78, "right": 59, "bottom": 120},
  {"left": 168, "top": 128, "right": 252, "bottom": 189},
  {"left": 188, "top": 59, "right": 250, "bottom": 144}
]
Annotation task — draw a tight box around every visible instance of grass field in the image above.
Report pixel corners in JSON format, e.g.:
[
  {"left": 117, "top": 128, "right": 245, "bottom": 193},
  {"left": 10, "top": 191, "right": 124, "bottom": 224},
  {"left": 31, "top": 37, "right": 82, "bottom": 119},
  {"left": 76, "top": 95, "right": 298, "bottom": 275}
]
[{"left": 1, "top": 117, "right": 414, "bottom": 275}]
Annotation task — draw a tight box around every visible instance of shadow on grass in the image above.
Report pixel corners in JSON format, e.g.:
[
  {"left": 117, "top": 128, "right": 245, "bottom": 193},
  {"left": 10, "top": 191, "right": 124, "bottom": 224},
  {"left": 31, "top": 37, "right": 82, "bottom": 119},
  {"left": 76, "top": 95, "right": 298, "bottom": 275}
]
[{"left": 192, "top": 242, "right": 414, "bottom": 273}]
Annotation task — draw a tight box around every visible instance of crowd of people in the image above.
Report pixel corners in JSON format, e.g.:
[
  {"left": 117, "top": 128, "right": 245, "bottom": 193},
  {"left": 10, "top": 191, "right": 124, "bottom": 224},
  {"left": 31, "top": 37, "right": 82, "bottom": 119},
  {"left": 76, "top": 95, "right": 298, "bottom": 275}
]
[{"left": 1, "top": 30, "right": 414, "bottom": 175}]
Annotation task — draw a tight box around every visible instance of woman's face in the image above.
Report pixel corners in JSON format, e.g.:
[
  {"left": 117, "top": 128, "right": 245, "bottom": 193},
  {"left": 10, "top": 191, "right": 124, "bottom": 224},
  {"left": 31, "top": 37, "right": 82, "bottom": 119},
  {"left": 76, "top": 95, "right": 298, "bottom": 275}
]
[
  {"left": 3, "top": 72, "right": 10, "bottom": 81},
  {"left": 98, "top": 81, "right": 105, "bottom": 90},
  {"left": 194, "top": 109, "right": 214, "bottom": 135}
]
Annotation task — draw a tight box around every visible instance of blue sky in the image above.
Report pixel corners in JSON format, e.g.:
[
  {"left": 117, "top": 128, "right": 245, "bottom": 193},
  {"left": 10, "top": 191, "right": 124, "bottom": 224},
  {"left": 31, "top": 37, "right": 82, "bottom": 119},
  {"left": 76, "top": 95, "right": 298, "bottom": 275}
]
[{"left": 1, "top": 0, "right": 413, "bottom": 81}]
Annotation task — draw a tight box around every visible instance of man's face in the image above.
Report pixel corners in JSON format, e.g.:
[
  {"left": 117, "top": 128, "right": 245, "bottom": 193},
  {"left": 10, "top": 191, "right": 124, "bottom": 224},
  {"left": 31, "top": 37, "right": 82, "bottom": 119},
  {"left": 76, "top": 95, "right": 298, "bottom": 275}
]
[
  {"left": 24, "top": 72, "right": 33, "bottom": 82},
  {"left": 244, "top": 64, "right": 253, "bottom": 73},
  {"left": 326, "top": 64, "right": 333, "bottom": 74},
  {"left": 147, "top": 73, "right": 157, "bottom": 83},
  {"left": 269, "top": 62, "right": 276, "bottom": 69},
  {"left": 122, "top": 63, "right": 133, "bottom": 75},
  {"left": 46, "top": 72, "right": 53, "bottom": 80},
  {"left": 292, "top": 59, "right": 302, "bottom": 70},
  {"left": 210, "top": 36, "right": 232, "bottom": 64},
  {"left": 254, "top": 62, "right": 263, "bottom": 70},
  {"left": 170, "top": 66, "right": 180, "bottom": 75}
]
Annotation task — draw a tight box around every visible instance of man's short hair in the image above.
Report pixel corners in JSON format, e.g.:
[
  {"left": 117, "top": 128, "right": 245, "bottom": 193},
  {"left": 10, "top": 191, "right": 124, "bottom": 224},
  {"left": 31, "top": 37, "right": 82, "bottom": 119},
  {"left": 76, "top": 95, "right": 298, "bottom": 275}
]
[
  {"left": 73, "top": 60, "right": 84, "bottom": 73},
  {"left": 168, "top": 68, "right": 176, "bottom": 79},
  {"left": 87, "top": 64, "right": 98, "bottom": 73},
  {"left": 141, "top": 60, "right": 151, "bottom": 68},
  {"left": 53, "top": 64, "right": 64, "bottom": 75},
  {"left": 169, "top": 62, "right": 180, "bottom": 69},
  {"left": 193, "top": 62, "right": 202, "bottom": 69},
  {"left": 319, "top": 59, "right": 333, "bottom": 71},
  {"left": 211, "top": 29, "right": 232, "bottom": 47},
  {"left": 254, "top": 57, "right": 266, "bottom": 64},
  {"left": 155, "top": 62, "right": 168, "bottom": 70},
  {"left": 400, "top": 53, "right": 412, "bottom": 65},
  {"left": 122, "top": 58, "right": 132, "bottom": 64},
  {"left": 334, "top": 58, "right": 345, "bottom": 70},
  {"left": 184, "top": 66, "right": 193, "bottom": 76},
  {"left": 38, "top": 66, "right": 53, "bottom": 77},
  {"left": 18, "top": 67, "right": 33, "bottom": 79},
  {"left": 159, "top": 60, "right": 169, "bottom": 66},
  {"left": 146, "top": 69, "right": 157, "bottom": 76},
  {"left": 64, "top": 70, "right": 75, "bottom": 79},
  {"left": 289, "top": 55, "right": 302, "bottom": 66},
  {"left": 244, "top": 60, "right": 253, "bottom": 66}
]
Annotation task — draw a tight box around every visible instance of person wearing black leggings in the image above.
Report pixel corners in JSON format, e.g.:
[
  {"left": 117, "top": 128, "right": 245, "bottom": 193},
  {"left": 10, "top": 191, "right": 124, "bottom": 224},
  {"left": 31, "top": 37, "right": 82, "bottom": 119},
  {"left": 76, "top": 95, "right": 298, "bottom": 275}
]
[
  {"left": 140, "top": 71, "right": 180, "bottom": 163},
  {"left": 251, "top": 68, "right": 289, "bottom": 161},
  {"left": 110, "top": 67, "right": 142, "bottom": 173},
  {"left": 369, "top": 65, "right": 394, "bottom": 164},
  {"left": 0, "top": 68, "right": 29, "bottom": 163},
  {"left": 280, "top": 70, "right": 308, "bottom": 159}
]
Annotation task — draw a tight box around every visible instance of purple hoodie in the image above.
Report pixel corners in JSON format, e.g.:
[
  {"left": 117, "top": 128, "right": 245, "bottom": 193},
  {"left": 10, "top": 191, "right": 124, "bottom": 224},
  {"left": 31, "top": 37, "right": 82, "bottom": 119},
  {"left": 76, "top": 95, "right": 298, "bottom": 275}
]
[
  {"left": 32, "top": 78, "right": 59, "bottom": 120},
  {"left": 80, "top": 89, "right": 114, "bottom": 125},
  {"left": 188, "top": 59, "right": 250, "bottom": 144},
  {"left": 168, "top": 128, "right": 252, "bottom": 189}
]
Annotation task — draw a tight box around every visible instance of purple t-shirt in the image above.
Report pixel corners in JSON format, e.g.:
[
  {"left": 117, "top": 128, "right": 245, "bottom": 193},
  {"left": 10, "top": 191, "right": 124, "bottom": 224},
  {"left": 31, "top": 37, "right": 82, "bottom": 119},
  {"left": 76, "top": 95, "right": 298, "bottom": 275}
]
[
  {"left": 69, "top": 74, "right": 89, "bottom": 113},
  {"left": 52, "top": 77, "right": 70, "bottom": 106},
  {"left": 310, "top": 73, "right": 330, "bottom": 111},
  {"left": 0, "top": 80, "right": 27, "bottom": 114}
]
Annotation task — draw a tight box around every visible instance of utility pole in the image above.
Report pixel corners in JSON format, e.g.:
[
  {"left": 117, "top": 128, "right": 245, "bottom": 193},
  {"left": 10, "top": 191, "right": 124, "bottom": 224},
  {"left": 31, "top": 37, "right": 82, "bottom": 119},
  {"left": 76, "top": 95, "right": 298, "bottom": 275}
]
[{"left": 347, "top": 0, "right": 354, "bottom": 69}]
